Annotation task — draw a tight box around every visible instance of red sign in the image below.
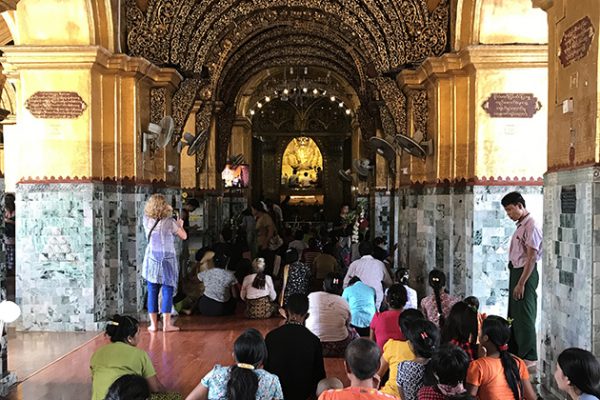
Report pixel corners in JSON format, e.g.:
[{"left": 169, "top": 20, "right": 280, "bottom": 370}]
[
  {"left": 25, "top": 91, "right": 87, "bottom": 119},
  {"left": 560, "top": 16, "right": 595, "bottom": 68},
  {"left": 482, "top": 93, "right": 542, "bottom": 118}
]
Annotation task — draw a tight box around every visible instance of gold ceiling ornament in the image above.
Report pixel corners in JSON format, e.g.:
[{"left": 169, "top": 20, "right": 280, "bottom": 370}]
[
  {"left": 406, "top": 89, "right": 428, "bottom": 140},
  {"left": 194, "top": 102, "right": 214, "bottom": 174},
  {"left": 150, "top": 87, "right": 167, "bottom": 125},
  {"left": 372, "top": 77, "right": 407, "bottom": 137},
  {"left": 216, "top": 106, "right": 236, "bottom": 171},
  {"left": 170, "top": 79, "right": 203, "bottom": 145},
  {"left": 125, "top": 0, "right": 450, "bottom": 80}
]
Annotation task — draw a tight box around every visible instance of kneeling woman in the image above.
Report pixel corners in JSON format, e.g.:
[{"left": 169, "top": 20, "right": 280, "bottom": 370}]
[
  {"left": 90, "top": 315, "right": 165, "bottom": 400},
  {"left": 306, "top": 273, "right": 358, "bottom": 357},
  {"left": 196, "top": 252, "right": 239, "bottom": 316},
  {"left": 185, "top": 329, "right": 283, "bottom": 400},
  {"left": 240, "top": 258, "right": 277, "bottom": 319}
]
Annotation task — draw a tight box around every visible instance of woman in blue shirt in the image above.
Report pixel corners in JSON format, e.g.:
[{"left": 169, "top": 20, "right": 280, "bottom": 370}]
[{"left": 342, "top": 276, "right": 376, "bottom": 337}]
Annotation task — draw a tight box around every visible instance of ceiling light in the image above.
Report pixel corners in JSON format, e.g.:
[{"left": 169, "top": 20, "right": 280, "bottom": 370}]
[
  {"left": 250, "top": 110, "right": 255, "bottom": 115},
  {"left": 330, "top": 96, "right": 336, "bottom": 102},
  {"left": 339, "top": 102, "right": 344, "bottom": 108},
  {"left": 312, "top": 88, "right": 318, "bottom": 95},
  {"left": 345, "top": 109, "right": 351, "bottom": 115},
  {"left": 257, "top": 102, "right": 263, "bottom": 108},
  {"left": 283, "top": 88, "right": 289, "bottom": 95},
  {"left": 265, "top": 96, "right": 271, "bottom": 102},
  {"left": 302, "top": 87, "right": 308, "bottom": 93}
]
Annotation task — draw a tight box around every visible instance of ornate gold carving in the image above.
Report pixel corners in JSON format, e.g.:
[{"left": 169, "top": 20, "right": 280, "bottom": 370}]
[
  {"left": 125, "top": 0, "right": 450, "bottom": 105},
  {"left": 195, "top": 102, "right": 213, "bottom": 173},
  {"left": 215, "top": 106, "right": 235, "bottom": 171},
  {"left": 407, "top": 89, "right": 428, "bottom": 137},
  {"left": 372, "top": 77, "right": 407, "bottom": 137},
  {"left": 171, "top": 79, "right": 201, "bottom": 144},
  {"left": 150, "top": 87, "right": 166, "bottom": 124}
]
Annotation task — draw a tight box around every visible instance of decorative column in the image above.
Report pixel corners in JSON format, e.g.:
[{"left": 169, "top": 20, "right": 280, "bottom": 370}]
[{"left": 540, "top": 1, "right": 600, "bottom": 395}]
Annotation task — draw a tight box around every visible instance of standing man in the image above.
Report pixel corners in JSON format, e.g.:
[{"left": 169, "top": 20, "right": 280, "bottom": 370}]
[
  {"left": 501, "top": 191, "right": 542, "bottom": 368},
  {"left": 343, "top": 241, "right": 393, "bottom": 310}
]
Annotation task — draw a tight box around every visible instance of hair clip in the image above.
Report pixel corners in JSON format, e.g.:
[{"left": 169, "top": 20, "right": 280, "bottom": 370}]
[
  {"left": 237, "top": 363, "right": 255, "bottom": 370},
  {"left": 333, "top": 278, "right": 339, "bottom": 284},
  {"left": 107, "top": 321, "right": 119, "bottom": 326},
  {"left": 498, "top": 344, "right": 509, "bottom": 351},
  {"left": 506, "top": 318, "right": 514, "bottom": 327},
  {"left": 420, "top": 331, "right": 428, "bottom": 340}
]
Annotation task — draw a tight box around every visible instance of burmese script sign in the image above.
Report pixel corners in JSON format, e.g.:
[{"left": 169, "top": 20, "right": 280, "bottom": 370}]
[
  {"left": 560, "top": 16, "right": 595, "bottom": 68},
  {"left": 25, "top": 91, "right": 87, "bottom": 119},
  {"left": 481, "top": 93, "right": 542, "bottom": 118}
]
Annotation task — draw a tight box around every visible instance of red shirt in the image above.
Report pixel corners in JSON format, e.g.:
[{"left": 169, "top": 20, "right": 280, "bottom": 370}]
[{"left": 369, "top": 309, "right": 405, "bottom": 349}]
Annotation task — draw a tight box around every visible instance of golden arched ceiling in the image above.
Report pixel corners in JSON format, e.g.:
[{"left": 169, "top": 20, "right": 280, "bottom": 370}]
[{"left": 125, "top": 0, "right": 450, "bottom": 102}]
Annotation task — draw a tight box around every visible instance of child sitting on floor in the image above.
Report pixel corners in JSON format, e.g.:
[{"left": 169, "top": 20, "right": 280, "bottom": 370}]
[{"left": 318, "top": 338, "right": 396, "bottom": 400}]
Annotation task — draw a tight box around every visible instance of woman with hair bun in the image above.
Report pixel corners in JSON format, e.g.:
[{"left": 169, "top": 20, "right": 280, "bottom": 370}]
[
  {"left": 185, "top": 329, "right": 283, "bottom": 400},
  {"left": 90, "top": 315, "right": 165, "bottom": 400},
  {"left": 555, "top": 348, "right": 600, "bottom": 400},
  {"left": 370, "top": 283, "right": 408, "bottom": 349},
  {"left": 240, "top": 258, "right": 277, "bottom": 319},
  {"left": 421, "top": 269, "right": 459, "bottom": 328}
]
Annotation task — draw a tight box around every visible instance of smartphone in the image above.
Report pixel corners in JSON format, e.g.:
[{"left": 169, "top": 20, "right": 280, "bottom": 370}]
[{"left": 172, "top": 210, "right": 179, "bottom": 219}]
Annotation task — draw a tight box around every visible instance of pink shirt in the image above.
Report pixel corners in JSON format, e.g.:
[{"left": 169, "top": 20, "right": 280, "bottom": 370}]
[
  {"left": 508, "top": 214, "right": 542, "bottom": 268},
  {"left": 370, "top": 309, "right": 405, "bottom": 349}
]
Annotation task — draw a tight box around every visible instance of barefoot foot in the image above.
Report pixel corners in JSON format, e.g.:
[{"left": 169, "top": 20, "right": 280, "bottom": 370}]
[
  {"left": 163, "top": 324, "right": 180, "bottom": 332},
  {"left": 148, "top": 325, "right": 158, "bottom": 332}
]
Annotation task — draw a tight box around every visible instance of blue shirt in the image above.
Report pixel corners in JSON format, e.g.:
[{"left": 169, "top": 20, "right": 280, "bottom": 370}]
[
  {"left": 342, "top": 281, "right": 377, "bottom": 328},
  {"left": 580, "top": 394, "right": 600, "bottom": 400}
]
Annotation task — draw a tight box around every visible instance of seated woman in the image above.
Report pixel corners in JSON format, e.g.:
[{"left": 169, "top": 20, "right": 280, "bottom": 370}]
[
  {"left": 240, "top": 258, "right": 277, "bottom": 319},
  {"left": 90, "top": 315, "right": 165, "bottom": 400},
  {"left": 555, "top": 348, "right": 600, "bottom": 400},
  {"left": 342, "top": 276, "right": 377, "bottom": 337},
  {"left": 311, "top": 243, "right": 339, "bottom": 291},
  {"left": 306, "top": 273, "right": 358, "bottom": 357},
  {"left": 196, "top": 252, "right": 239, "bottom": 316},
  {"left": 441, "top": 301, "right": 479, "bottom": 361},
  {"left": 421, "top": 269, "right": 460, "bottom": 328},
  {"left": 185, "top": 329, "right": 284, "bottom": 400},
  {"left": 280, "top": 248, "right": 311, "bottom": 307},
  {"left": 370, "top": 284, "right": 408, "bottom": 349}
]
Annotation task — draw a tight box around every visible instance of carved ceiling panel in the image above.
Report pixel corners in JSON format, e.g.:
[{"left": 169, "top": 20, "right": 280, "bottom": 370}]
[{"left": 125, "top": 0, "right": 449, "bottom": 169}]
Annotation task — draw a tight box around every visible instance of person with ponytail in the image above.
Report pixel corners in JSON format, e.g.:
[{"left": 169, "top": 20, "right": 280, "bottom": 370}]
[
  {"left": 555, "top": 348, "right": 600, "bottom": 400},
  {"left": 419, "top": 344, "right": 472, "bottom": 400},
  {"left": 466, "top": 315, "right": 536, "bottom": 400},
  {"left": 420, "top": 270, "right": 459, "bottom": 328},
  {"left": 396, "top": 318, "right": 440, "bottom": 400},
  {"left": 90, "top": 315, "right": 165, "bottom": 400},
  {"left": 240, "top": 258, "right": 277, "bottom": 319},
  {"left": 441, "top": 301, "right": 479, "bottom": 361},
  {"left": 185, "top": 329, "right": 283, "bottom": 400}
]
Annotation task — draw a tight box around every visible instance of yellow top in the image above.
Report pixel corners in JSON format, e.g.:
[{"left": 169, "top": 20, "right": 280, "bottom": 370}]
[{"left": 381, "top": 339, "right": 415, "bottom": 398}]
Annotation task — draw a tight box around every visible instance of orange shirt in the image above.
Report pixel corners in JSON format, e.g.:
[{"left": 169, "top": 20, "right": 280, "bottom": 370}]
[
  {"left": 466, "top": 356, "right": 529, "bottom": 400},
  {"left": 319, "top": 387, "right": 397, "bottom": 400}
]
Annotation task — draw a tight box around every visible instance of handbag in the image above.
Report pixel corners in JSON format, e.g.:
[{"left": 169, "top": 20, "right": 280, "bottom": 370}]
[{"left": 268, "top": 233, "right": 284, "bottom": 251}]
